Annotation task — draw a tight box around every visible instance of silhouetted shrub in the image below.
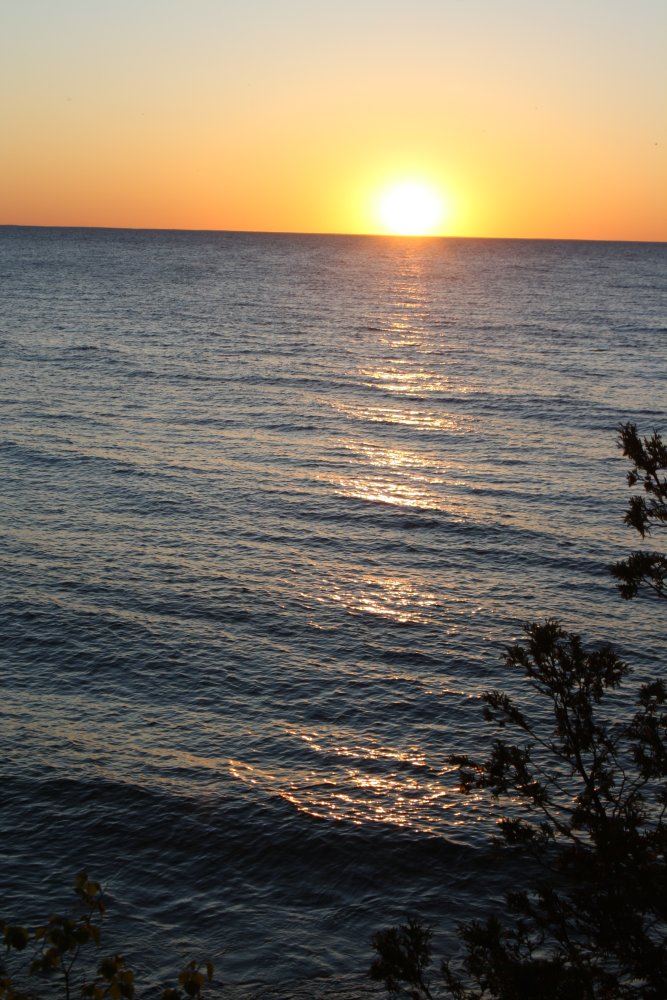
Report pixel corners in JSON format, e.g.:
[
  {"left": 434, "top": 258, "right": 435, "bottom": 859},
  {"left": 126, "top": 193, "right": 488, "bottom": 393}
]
[
  {"left": 371, "top": 426, "right": 666, "bottom": 999},
  {"left": 610, "top": 422, "right": 666, "bottom": 600},
  {"left": 1, "top": 874, "right": 213, "bottom": 1000}
]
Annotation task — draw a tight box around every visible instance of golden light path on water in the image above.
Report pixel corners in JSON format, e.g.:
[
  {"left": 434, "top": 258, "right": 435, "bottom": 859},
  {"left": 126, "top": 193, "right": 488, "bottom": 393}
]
[
  {"left": 359, "top": 364, "right": 458, "bottom": 395},
  {"left": 225, "top": 244, "right": 522, "bottom": 838},
  {"left": 325, "top": 439, "right": 471, "bottom": 514},
  {"left": 261, "top": 247, "right": 488, "bottom": 833},
  {"left": 308, "top": 571, "right": 440, "bottom": 625},
  {"left": 228, "top": 740, "right": 480, "bottom": 835},
  {"left": 331, "top": 400, "right": 466, "bottom": 430},
  {"left": 284, "top": 246, "right": 484, "bottom": 836}
]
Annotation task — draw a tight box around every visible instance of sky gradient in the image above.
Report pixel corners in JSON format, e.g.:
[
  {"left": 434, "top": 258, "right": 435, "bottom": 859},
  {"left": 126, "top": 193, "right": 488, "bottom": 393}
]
[{"left": 2, "top": 0, "right": 665, "bottom": 239}]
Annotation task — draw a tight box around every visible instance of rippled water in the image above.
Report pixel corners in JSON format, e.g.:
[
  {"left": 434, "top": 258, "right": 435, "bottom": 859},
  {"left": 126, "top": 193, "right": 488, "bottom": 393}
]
[{"left": 1, "top": 228, "right": 665, "bottom": 986}]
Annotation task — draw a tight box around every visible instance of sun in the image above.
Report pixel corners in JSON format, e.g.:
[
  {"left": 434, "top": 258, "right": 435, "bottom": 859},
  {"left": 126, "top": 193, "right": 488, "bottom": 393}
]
[{"left": 377, "top": 180, "right": 445, "bottom": 236}]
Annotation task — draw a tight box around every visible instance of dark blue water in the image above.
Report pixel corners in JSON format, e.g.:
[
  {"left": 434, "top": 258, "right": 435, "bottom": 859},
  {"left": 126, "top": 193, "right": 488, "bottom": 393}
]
[{"left": 1, "top": 228, "right": 665, "bottom": 988}]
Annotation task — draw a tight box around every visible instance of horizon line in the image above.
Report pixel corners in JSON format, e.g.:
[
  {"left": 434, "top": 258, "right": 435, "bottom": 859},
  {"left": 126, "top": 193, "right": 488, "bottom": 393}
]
[{"left": 0, "top": 223, "right": 665, "bottom": 245}]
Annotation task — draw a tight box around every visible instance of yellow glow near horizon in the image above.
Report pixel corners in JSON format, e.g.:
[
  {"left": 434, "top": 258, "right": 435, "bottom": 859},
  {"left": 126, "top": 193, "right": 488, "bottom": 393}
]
[
  {"left": 2, "top": 4, "right": 665, "bottom": 240},
  {"left": 376, "top": 181, "right": 447, "bottom": 236}
]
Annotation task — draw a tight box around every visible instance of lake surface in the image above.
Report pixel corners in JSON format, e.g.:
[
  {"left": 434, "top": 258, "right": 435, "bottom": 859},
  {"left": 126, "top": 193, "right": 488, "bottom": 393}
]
[{"left": 1, "top": 228, "right": 665, "bottom": 988}]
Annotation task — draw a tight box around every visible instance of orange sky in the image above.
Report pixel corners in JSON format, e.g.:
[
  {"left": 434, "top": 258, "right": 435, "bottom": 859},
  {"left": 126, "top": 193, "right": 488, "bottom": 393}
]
[{"left": 1, "top": 0, "right": 665, "bottom": 240}]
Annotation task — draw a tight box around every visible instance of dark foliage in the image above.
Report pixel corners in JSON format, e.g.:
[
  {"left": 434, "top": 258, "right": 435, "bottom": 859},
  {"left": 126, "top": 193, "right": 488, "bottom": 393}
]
[
  {"left": 372, "top": 623, "right": 667, "bottom": 999},
  {"left": 0, "top": 874, "right": 213, "bottom": 1000},
  {"left": 370, "top": 917, "right": 435, "bottom": 999},
  {"left": 610, "top": 423, "right": 666, "bottom": 600},
  {"left": 371, "top": 427, "right": 667, "bottom": 999}
]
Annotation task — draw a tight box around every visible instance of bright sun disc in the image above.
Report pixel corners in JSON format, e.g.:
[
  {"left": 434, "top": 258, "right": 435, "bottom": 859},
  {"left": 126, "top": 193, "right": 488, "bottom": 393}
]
[{"left": 378, "top": 181, "right": 444, "bottom": 236}]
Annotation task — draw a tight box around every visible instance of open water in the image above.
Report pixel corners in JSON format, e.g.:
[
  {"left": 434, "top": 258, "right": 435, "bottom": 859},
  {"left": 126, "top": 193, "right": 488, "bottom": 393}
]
[{"left": 0, "top": 228, "right": 665, "bottom": 990}]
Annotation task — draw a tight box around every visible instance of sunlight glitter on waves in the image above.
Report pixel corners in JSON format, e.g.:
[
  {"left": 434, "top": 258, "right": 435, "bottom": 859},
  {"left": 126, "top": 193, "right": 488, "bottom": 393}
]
[
  {"left": 279, "top": 778, "right": 452, "bottom": 831},
  {"left": 354, "top": 442, "right": 443, "bottom": 473},
  {"left": 330, "top": 399, "right": 465, "bottom": 430},
  {"left": 334, "top": 475, "right": 443, "bottom": 511},
  {"left": 360, "top": 367, "right": 453, "bottom": 395},
  {"left": 326, "top": 440, "right": 450, "bottom": 507},
  {"left": 376, "top": 325, "right": 428, "bottom": 348},
  {"left": 348, "top": 440, "right": 435, "bottom": 471},
  {"left": 291, "top": 729, "right": 427, "bottom": 769},
  {"left": 277, "top": 778, "right": 457, "bottom": 832},
  {"left": 308, "top": 572, "right": 440, "bottom": 625},
  {"left": 228, "top": 754, "right": 464, "bottom": 833}
]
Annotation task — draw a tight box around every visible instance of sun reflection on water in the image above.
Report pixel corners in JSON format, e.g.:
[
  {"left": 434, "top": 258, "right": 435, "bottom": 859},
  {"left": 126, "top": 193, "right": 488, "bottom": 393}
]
[
  {"left": 335, "top": 475, "right": 442, "bottom": 510},
  {"left": 305, "top": 570, "right": 440, "bottom": 625},
  {"left": 331, "top": 399, "right": 466, "bottom": 431},
  {"left": 328, "top": 441, "right": 450, "bottom": 511},
  {"left": 259, "top": 248, "right": 484, "bottom": 830},
  {"left": 228, "top": 732, "right": 471, "bottom": 834},
  {"left": 359, "top": 365, "right": 454, "bottom": 395}
]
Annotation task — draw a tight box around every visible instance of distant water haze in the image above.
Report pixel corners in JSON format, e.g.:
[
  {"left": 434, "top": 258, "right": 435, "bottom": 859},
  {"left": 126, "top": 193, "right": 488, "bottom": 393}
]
[{"left": 1, "top": 229, "right": 665, "bottom": 985}]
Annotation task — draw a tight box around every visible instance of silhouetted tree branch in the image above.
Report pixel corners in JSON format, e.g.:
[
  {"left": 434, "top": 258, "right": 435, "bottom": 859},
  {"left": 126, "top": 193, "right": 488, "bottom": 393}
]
[
  {"left": 610, "top": 423, "right": 666, "bottom": 600},
  {"left": 372, "top": 622, "right": 667, "bottom": 999},
  {"left": 371, "top": 426, "right": 667, "bottom": 1000},
  {"left": 1, "top": 874, "right": 213, "bottom": 1000}
]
